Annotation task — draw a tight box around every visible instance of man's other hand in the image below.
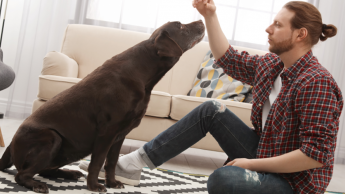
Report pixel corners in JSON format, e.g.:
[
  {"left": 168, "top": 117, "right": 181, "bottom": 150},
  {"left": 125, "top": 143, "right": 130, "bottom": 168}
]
[{"left": 225, "top": 158, "right": 254, "bottom": 171}]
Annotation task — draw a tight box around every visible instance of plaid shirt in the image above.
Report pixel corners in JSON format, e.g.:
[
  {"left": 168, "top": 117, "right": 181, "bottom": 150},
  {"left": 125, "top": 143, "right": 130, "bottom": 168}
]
[{"left": 215, "top": 45, "right": 343, "bottom": 194}]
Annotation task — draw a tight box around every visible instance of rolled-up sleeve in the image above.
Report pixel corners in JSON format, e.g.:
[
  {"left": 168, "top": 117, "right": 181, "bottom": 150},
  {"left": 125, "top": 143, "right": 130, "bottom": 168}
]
[
  {"left": 296, "top": 77, "right": 343, "bottom": 166},
  {"left": 214, "top": 45, "right": 263, "bottom": 86}
]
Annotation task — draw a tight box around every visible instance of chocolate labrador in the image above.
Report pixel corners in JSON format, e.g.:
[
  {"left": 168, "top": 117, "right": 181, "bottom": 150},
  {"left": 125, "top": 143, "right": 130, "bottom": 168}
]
[{"left": 0, "top": 20, "right": 205, "bottom": 193}]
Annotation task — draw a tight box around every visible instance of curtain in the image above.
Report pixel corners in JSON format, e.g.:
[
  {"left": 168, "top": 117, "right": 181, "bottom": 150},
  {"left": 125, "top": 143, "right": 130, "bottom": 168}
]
[
  {"left": 313, "top": 0, "right": 345, "bottom": 164},
  {"left": 0, "top": 0, "right": 78, "bottom": 118}
]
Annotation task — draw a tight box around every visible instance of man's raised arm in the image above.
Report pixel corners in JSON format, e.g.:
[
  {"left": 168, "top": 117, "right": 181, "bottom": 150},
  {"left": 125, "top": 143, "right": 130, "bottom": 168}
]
[{"left": 193, "top": 0, "right": 229, "bottom": 60}]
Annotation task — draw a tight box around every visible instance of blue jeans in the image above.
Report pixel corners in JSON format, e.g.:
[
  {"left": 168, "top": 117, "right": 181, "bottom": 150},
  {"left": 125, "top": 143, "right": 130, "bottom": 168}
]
[{"left": 138, "top": 100, "right": 293, "bottom": 194}]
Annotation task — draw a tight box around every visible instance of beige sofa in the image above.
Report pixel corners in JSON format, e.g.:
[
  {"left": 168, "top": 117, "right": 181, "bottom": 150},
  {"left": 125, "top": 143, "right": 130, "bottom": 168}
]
[{"left": 32, "top": 24, "right": 267, "bottom": 152}]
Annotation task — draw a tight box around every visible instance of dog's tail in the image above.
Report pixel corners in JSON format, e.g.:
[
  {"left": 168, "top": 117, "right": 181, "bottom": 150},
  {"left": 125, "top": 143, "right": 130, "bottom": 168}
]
[{"left": 0, "top": 142, "right": 13, "bottom": 170}]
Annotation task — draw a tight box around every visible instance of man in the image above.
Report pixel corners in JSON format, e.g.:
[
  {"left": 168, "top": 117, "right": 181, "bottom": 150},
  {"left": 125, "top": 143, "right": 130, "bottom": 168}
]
[{"left": 80, "top": 1, "right": 342, "bottom": 193}]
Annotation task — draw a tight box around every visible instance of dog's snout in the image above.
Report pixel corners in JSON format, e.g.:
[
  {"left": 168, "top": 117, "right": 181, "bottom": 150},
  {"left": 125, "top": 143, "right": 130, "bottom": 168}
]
[
  {"left": 197, "top": 22, "right": 205, "bottom": 34},
  {"left": 194, "top": 20, "right": 204, "bottom": 26},
  {"left": 189, "top": 20, "right": 205, "bottom": 32}
]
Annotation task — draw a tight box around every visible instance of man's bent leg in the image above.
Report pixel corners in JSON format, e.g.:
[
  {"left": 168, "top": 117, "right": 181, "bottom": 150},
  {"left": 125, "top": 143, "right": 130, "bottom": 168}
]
[
  {"left": 79, "top": 100, "right": 260, "bottom": 186},
  {"left": 140, "top": 100, "right": 260, "bottom": 169},
  {"left": 207, "top": 166, "right": 293, "bottom": 194}
]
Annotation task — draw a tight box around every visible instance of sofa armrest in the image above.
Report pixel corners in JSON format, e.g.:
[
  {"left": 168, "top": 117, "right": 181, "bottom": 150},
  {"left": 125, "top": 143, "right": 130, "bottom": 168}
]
[
  {"left": 42, "top": 51, "right": 78, "bottom": 77},
  {"left": 38, "top": 75, "right": 81, "bottom": 100}
]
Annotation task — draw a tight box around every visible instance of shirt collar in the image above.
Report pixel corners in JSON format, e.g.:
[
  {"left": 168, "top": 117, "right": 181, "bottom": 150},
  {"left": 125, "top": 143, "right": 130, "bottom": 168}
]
[{"left": 281, "top": 50, "right": 314, "bottom": 80}]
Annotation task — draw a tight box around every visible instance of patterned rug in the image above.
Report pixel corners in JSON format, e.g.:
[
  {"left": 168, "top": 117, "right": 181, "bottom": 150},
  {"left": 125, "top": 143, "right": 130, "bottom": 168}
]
[
  {"left": 0, "top": 160, "right": 209, "bottom": 194},
  {"left": 0, "top": 160, "right": 343, "bottom": 194}
]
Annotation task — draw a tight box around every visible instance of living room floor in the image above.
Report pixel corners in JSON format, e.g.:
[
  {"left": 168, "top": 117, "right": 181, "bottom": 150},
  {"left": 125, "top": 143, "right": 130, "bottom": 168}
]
[{"left": 0, "top": 118, "right": 344, "bottom": 193}]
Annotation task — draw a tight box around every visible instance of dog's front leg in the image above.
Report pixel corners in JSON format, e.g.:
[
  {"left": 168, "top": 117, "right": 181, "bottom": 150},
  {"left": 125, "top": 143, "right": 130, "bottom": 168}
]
[
  {"left": 87, "top": 136, "right": 114, "bottom": 192},
  {"left": 104, "top": 138, "right": 125, "bottom": 188}
]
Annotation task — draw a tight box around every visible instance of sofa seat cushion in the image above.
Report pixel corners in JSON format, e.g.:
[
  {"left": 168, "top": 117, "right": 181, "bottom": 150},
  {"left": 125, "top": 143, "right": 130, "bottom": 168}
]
[
  {"left": 145, "top": 91, "right": 171, "bottom": 118},
  {"left": 38, "top": 75, "right": 171, "bottom": 117},
  {"left": 170, "top": 95, "right": 253, "bottom": 127}
]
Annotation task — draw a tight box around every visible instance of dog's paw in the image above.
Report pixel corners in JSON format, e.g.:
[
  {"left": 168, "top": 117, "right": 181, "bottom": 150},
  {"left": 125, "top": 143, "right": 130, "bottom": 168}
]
[
  {"left": 32, "top": 182, "right": 49, "bottom": 193},
  {"left": 87, "top": 183, "right": 107, "bottom": 192},
  {"left": 105, "top": 179, "right": 125, "bottom": 189}
]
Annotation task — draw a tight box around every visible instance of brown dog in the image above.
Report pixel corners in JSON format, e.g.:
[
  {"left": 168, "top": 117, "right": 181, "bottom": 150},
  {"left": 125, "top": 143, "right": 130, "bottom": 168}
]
[{"left": 0, "top": 20, "right": 205, "bottom": 193}]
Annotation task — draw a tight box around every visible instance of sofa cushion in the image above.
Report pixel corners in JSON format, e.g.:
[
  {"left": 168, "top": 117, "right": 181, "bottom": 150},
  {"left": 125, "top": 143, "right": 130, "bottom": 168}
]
[
  {"left": 170, "top": 95, "right": 253, "bottom": 127},
  {"left": 38, "top": 75, "right": 171, "bottom": 117},
  {"left": 145, "top": 91, "right": 171, "bottom": 117},
  {"left": 244, "top": 89, "right": 254, "bottom": 104},
  {"left": 187, "top": 50, "right": 252, "bottom": 102},
  {"left": 61, "top": 24, "right": 151, "bottom": 79}
]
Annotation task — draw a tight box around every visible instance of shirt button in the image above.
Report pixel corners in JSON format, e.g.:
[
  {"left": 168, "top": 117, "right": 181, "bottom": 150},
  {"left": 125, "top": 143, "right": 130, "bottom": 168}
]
[
  {"left": 259, "top": 104, "right": 262, "bottom": 106},
  {"left": 288, "top": 78, "right": 291, "bottom": 80}
]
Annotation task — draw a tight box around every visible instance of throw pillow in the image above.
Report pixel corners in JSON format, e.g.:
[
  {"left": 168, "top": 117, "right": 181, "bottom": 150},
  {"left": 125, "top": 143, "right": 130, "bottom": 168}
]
[
  {"left": 187, "top": 50, "right": 252, "bottom": 102},
  {"left": 243, "top": 87, "right": 253, "bottom": 104}
]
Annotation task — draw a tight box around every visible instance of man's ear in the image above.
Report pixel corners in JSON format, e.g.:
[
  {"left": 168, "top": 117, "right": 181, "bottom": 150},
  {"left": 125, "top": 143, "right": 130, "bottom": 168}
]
[
  {"left": 154, "top": 31, "right": 183, "bottom": 57},
  {"left": 296, "top": 27, "right": 308, "bottom": 42}
]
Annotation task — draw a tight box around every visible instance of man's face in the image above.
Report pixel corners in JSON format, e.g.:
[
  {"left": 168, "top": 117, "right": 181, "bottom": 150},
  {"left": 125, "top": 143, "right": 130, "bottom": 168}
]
[{"left": 266, "top": 8, "right": 296, "bottom": 55}]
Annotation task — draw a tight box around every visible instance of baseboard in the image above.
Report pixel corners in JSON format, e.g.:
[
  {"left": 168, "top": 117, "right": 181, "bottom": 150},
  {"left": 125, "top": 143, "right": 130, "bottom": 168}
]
[{"left": 0, "top": 98, "right": 32, "bottom": 119}]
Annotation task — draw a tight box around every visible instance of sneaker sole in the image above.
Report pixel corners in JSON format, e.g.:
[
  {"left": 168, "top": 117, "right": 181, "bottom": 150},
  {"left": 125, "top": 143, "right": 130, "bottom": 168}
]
[
  {"left": 115, "top": 175, "right": 140, "bottom": 186},
  {"left": 78, "top": 162, "right": 139, "bottom": 186}
]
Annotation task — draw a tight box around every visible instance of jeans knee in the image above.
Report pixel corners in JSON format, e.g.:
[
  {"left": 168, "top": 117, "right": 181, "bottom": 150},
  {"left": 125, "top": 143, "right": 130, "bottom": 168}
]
[
  {"left": 207, "top": 166, "right": 261, "bottom": 193},
  {"left": 207, "top": 167, "right": 234, "bottom": 194},
  {"left": 201, "top": 100, "right": 227, "bottom": 115}
]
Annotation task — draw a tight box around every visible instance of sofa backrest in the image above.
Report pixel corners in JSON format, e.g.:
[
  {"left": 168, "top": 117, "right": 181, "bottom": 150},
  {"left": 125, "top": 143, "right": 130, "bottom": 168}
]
[
  {"left": 61, "top": 24, "right": 268, "bottom": 95},
  {"left": 61, "top": 24, "right": 150, "bottom": 78}
]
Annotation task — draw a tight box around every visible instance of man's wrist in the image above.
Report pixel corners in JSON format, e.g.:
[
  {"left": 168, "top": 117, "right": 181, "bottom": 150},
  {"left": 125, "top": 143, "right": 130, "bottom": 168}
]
[
  {"left": 204, "top": 13, "right": 218, "bottom": 24},
  {"left": 248, "top": 158, "right": 264, "bottom": 172}
]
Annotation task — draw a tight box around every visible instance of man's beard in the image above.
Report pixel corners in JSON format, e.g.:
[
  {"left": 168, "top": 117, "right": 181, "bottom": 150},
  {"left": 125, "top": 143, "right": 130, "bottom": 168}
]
[{"left": 269, "top": 37, "right": 294, "bottom": 55}]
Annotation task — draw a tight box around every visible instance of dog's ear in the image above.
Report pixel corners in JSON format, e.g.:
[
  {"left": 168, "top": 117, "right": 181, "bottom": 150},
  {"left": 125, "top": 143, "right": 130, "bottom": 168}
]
[{"left": 154, "top": 31, "right": 183, "bottom": 57}]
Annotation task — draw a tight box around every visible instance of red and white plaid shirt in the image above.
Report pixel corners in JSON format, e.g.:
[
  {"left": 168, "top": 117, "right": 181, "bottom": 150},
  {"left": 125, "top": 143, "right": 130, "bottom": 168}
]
[{"left": 215, "top": 45, "right": 343, "bottom": 194}]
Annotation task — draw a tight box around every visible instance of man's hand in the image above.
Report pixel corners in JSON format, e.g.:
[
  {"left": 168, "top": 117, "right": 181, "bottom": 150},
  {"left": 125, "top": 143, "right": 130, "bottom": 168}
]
[
  {"left": 225, "top": 158, "right": 254, "bottom": 171},
  {"left": 192, "top": 0, "right": 216, "bottom": 18},
  {"left": 191, "top": 0, "right": 228, "bottom": 60}
]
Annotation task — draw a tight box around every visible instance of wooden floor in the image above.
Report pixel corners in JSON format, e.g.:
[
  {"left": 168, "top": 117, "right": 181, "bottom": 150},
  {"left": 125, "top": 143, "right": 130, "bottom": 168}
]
[{"left": 0, "top": 118, "right": 344, "bottom": 193}]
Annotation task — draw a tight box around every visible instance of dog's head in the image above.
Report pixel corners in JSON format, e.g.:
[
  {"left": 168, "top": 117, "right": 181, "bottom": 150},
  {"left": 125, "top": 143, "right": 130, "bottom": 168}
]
[{"left": 150, "top": 20, "right": 205, "bottom": 58}]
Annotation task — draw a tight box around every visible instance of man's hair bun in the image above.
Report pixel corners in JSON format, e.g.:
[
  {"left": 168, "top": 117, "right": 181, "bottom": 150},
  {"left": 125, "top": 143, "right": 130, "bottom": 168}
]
[{"left": 320, "top": 24, "right": 337, "bottom": 41}]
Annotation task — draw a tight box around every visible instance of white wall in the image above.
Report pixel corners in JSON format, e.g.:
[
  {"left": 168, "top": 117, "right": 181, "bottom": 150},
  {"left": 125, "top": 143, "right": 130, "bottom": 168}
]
[{"left": 313, "top": 0, "right": 345, "bottom": 163}]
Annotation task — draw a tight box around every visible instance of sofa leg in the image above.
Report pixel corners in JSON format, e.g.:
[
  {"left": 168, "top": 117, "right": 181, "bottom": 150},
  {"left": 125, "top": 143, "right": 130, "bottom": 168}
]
[{"left": 0, "top": 126, "right": 5, "bottom": 147}]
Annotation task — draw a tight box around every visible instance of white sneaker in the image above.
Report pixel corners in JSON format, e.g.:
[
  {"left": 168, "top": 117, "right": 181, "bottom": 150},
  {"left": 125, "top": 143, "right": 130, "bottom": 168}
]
[{"left": 78, "top": 155, "right": 141, "bottom": 186}]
